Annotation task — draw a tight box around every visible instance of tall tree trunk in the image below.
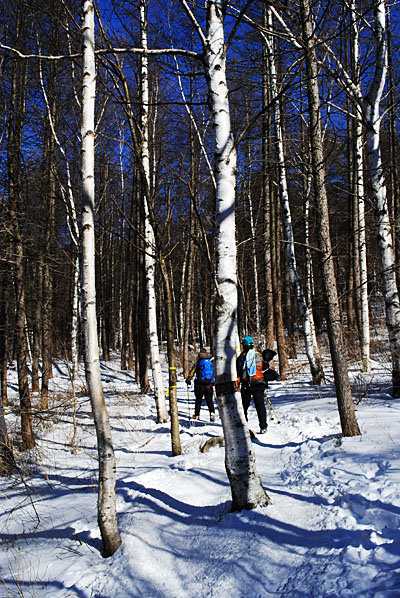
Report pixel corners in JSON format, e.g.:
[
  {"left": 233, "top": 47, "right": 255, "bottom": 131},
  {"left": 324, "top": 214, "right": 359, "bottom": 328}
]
[
  {"left": 0, "top": 272, "right": 9, "bottom": 406},
  {"left": 39, "top": 53, "right": 81, "bottom": 380},
  {"left": 180, "top": 0, "right": 269, "bottom": 510},
  {"left": 7, "top": 15, "right": 35, "bottom": 451},
  {"left": 361, "top": 0, "right": 400, "bottom": 396},
  {"left": 262, "top": 3, "right": 275, "bottom": 349},
  {"left": 80, "top": 0, "right": 121, "bottom": 557},
  {"left": 41, "top": 93, "right": 57, "bottom": 410},
  {"left": 271, "top": 186, "right": 289, "bottom": 379},
  {"left": 140, "top": 0, "right": 168, "bottom": 422},
  {"left": 243, "top": 115, "right": 261, "bottom": 335},
  {"left": 300, "top": 0, "right": 360, "bottom": 436},
  {"left": 0, "top": 391, "right": 15, "bottom": 476},
  {"left": 350, "top": 0, "right": 370, "bottom": 373},
  {"left": 31, "top": 259, "right": 42, "bottom": 393},
  {"left": 182, "top": 65, "right": 197, "bottom": 378},
  {"left": 387, "top": 10, "right": 400, "bottom": 284},
  {"left": 136, "top": 190, "right": 151, "bottom": 395},
  {"left": 266, "top": 8, "right": 324, "bottom": 384},
  {"left": 182, "top": 235, "right": 195, "bottom": 378},
  {"left": 93, "top": 17, "right": 181, "bottom": 454}
]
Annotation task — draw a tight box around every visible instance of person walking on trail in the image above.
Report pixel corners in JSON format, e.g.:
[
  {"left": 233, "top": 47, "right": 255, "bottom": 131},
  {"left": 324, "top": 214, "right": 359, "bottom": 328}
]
[
  {"left": 186, "top": 348, "right": 216, "bottom": 422},
  {"left": 237, "top": 336, "right": 273, "bottom": 434}
]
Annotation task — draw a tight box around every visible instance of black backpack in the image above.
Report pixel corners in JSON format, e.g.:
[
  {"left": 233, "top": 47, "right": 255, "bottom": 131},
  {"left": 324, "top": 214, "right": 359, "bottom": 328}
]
[{"left": 262, "top": 349, "right": 279, "bottom": 382}]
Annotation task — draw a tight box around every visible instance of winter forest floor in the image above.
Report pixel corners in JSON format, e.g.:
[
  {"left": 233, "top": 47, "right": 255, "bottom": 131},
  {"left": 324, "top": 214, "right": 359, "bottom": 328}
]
[{"left": 1, "top": 345, "right": 400, "bottom": 598}]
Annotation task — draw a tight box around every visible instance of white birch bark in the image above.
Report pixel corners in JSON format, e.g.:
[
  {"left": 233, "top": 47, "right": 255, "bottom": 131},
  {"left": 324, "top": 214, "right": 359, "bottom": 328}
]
[
  {"left": 0, "top": 396, "right": 15, "bottom": 475},
  {"left": 303, "top": 170, "right": 320, "bottom": 362},
  {"left": 140, "top": 0, "right": 168, "bottom": 422},
  {"left": 81, "top": 0, "right": 121, "bottom": 556},
  {"left": 117, "top": 127, "right": 125, "bottom": 352},
  {"left": 180, "top": 0, "right": 269, "bottom": 510},
  {"left": 71, "top": 259, "right": 80, "bottom": 377},
  {"left": 362, "top": 1, "right": 400, "bottom": 394},
  {"left": 174, "top": 54, "right": 217, "bottom": 190},
  {"left": 38, "top": 59, "right": 80, "bottom": 378},
  {"left": 179, "top": 241, "right": 188, "bottom": 344},
  {"left": 248, "top": 192, "right": 260, "bottom": 334},
  {"left": 244, "top": 141, "right": 261, "bottom": 334},
  {"left": 317, "top": 0, "right": 400, "bottom": 395},
  {"left": 350, "top": 0, "right": 370, "bottom": 373},
  {"left": 303, "top": 164, "right": 314, "bottom": 299},
  {"left": 266, "top": 9, "right": 324, "bottom": 384}
]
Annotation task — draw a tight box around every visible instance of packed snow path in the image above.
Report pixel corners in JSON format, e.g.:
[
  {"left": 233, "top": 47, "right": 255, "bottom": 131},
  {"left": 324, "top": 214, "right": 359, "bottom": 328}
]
[{"left": 1, "top": 359, "right": 400, "bottom": 597}]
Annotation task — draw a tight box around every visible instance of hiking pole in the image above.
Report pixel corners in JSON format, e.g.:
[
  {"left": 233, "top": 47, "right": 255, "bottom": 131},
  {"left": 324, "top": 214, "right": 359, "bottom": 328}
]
[
  {"left": 187, "top": 384, "right": 191, "bottom": 420},
  {"left": 212, "top": 387, "right": 218, "bottom": 419},
  {"left": 264, "top": 393, "right": 274, "bottom": 420},
  {"left": 266, "top": 394, "right": 280, "bottom": 424}
]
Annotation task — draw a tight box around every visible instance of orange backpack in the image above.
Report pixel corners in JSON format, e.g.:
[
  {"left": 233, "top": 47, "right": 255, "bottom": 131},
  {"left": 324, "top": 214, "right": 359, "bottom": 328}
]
[{"left": 250, "top": 351, "right": 265, "bottom": 382}]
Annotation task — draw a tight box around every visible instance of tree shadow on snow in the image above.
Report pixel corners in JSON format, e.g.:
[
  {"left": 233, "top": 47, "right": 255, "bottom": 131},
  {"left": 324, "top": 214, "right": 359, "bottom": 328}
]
[
  {"left": 117, "top": 478, "right": 229, "bottom": 524},
  {"left": 0, "top": 525, "right": 101, "bottom": 553},
  {"left": 0, "top": 578, "right": 92, "bottom": 598}
]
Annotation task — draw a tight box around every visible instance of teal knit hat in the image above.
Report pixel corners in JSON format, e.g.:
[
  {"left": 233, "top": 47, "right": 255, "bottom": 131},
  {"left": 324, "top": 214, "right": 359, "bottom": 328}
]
[{"left": 242, "top": 336, "right": 255, "bottom": 347}]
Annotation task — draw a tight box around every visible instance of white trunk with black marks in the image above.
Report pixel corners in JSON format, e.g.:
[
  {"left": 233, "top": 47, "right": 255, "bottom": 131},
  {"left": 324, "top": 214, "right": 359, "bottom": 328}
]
[
  {"left": 266, "top": 10, "right": 324, "bottom": 384},
  {"left": 303, "top": 178, "right": 319, "bottom": 362},
  {"left": 0, "top": 396, "right": 15, "bottom": 475},
  {"left": 363, "top": 1, "right": 400, "bottom": 394},
  {"left": 246, "top": 183, "right": 261, "bottom": 334},
  {"left": 205, "top": 0, "right": 269, "bottom": 510},
  {"left": 179, "top": 242, "right": 188, "bottom": 344},
  {"left": 350, "top": 0, "right": 370, "bottom": 373},
  {"left": 71, "top": 257, "right": 80, "bottom": 377},
  {"left": 81, "top": 0, "right": 121, "bottom": 557},
  {"left": 356, "top": 114, "right": 370, "bottom": 372},
  {"left": 140, "top": 0, "right": 168, "bottom": 422},
  {"left": 39, "top": 58, "right": 81, "bottom": 379}
]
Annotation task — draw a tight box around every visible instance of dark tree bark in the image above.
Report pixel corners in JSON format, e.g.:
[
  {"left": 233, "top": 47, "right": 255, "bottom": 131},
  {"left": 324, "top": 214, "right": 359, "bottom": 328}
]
[
  {"left": 0, "top": 272, "right": 9, "bottom": 408},
  {"left": 7, "top": 13, "right": 35, "bottom": 450},
  {"left": 300, "top": 0, "right": 360, "bottom": 436},
  {"left": 271, "top": 186, "right": 289, "bottom": 379},
  {"left": 41, "top": 72, "right": 57, "bottom": 410}
]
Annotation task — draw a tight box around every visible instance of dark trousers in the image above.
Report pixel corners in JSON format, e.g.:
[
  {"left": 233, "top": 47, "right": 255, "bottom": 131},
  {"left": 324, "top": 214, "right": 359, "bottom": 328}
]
[
  {"left": 241, "top": 385, "right": 267, "bottom": 429},
  {"left": 194, "top": 384, "right": 215, "bottom": 416}
]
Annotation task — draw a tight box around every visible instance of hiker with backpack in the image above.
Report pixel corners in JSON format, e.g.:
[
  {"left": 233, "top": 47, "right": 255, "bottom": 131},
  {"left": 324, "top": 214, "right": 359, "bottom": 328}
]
[
  {"left": 186, "top": 348, "right": 216, "bottom": 422},
  {"left": 236, "top": 336, "right": 278, "bottom": 434}
]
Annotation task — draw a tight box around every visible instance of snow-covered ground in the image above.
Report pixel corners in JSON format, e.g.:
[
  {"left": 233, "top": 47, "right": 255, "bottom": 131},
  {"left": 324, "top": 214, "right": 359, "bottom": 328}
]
[{"left": 1, "top": 351, "right": 400, "bottom": 597}]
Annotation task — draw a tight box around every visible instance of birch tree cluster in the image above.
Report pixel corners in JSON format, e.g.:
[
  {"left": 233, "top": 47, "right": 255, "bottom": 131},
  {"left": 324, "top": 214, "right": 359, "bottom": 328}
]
[{"left": 1, "top": 0, "right": 400, "bottom": 547}]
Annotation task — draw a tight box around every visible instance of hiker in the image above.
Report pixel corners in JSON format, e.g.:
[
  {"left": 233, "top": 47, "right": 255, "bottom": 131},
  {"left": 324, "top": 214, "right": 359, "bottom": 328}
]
[
  {"left": 186, "top": 348, "right": 216, "bottom": 422},
  {"left": 237, "top": 336, "right": 276, "bottom": 434}
]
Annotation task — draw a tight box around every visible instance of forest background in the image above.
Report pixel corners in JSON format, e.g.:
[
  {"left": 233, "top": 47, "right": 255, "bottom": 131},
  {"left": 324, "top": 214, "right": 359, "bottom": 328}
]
[{"left": 1, "top": 0, "right": 400, "bottom": 559}]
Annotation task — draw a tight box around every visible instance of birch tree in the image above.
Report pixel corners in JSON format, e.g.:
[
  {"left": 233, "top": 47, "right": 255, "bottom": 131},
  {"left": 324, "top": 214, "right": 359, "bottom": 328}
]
[
  {"left": 80, "top": 0, "right": 121, "bottom": 557},
  {"left": 180, "top": 0, "right": 270, "bottom": 510},
  {"left": 38, "top": 40, "right": 81, "bottom": 379},
  {"left": 0, "top": 388, "right": 15, "bottom": 476},
  {"left": 350, "top": 0, "right": 370, "bottom": 373},
  {"left": 261, "top": 4, "right": 275, "bottom": 351},
  {"left": 265, "top": 7, "right": 324, "bottom": 385},
  {"left": 140, "top": 0, "right": 168, "bottom": 423},
  {"left": 244, "top": 133, "right": 261, "bottom": 335},
  {"left": 94, "top": 11, "right": 180, "bottom": 452},
  {"left": 320, "top": 0, "right": 400, "bottom": 396},
  {"left": 362, "top": 0, "right": 400, "bottom": 394}
]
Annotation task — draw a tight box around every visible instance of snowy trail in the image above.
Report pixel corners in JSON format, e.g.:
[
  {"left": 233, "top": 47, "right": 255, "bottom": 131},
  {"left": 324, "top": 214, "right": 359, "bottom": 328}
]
[
  {"left": 257, "top": 383, "right": 400, "bottom": 598},
  {"left": 96, "top": 378, "right": 400, "bottom": 598},
  {"left": 2, "top": 360, "right": 400, "bottom": 597}
]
